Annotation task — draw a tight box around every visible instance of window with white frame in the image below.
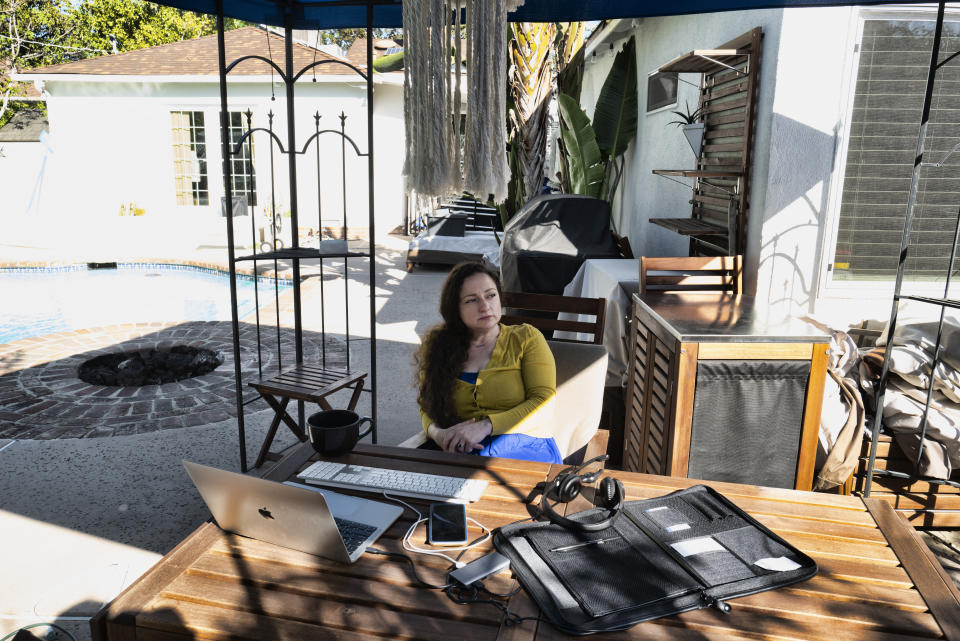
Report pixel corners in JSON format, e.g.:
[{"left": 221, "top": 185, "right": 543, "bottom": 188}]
[
  {"left": 646, "top": 71, "right": 678, "bottom": 113},
  {"left": 227, "top": 111, "right": 257, "bottom": 207},
  {"left": 832, "top": 17, "right": 960, "bottom": 283},
  {"left": 171, "top": 111, "right": 209, "bottom": 206}
]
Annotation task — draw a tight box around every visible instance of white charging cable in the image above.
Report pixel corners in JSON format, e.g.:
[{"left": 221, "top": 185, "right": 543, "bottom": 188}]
[{"left": 381, "top": 492, "right": 491, "bottom": 568}]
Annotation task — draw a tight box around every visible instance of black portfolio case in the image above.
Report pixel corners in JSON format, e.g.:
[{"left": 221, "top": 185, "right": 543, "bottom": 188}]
[{"left": 493, "top": 484, "right": 817, "bottom": 635}]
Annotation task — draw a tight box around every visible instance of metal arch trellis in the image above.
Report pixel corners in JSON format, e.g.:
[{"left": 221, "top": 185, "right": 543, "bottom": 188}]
[
  {"left": 230, "top": 121, "right": 368, "bottom": 157},
  {"left": 224, "top": 55, "right": 370, "bottom": 86},
  {"left": 229, "top": 114, "right": 369, "bottom": 371},
  {"left": 214, "top": 0, "right": 379, "bottom": 472}
]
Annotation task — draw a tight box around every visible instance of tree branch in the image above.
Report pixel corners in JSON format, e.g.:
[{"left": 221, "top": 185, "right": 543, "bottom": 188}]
[{"left": 0, "top": 87, "right": 13, "bottom": 125}]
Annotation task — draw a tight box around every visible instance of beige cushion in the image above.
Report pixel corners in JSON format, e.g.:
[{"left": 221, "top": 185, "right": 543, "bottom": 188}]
[
  {"left": 548, "top": 341, "right": 608, "bottom": 458},
  {"left": 398, "top": 340, "right": 609, "bottom": 458}
]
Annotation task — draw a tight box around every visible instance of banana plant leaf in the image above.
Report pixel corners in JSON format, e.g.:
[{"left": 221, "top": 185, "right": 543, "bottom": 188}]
[
  {"left": 558, "top": 93, "right": 604, "bottom": 199},
  {"left": 504, "top": 110, "right": 526, "bottom": 221},
  {"left": 593, "top": 35, "right": 637, "bottom": 161},
  {"left": 556, "top": 22, "right": 585, "bottom": 102}
]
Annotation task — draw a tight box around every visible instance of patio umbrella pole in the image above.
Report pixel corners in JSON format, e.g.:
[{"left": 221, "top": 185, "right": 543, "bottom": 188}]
[{"left": 216, "top": 0, "right": 248, "bottom": 472}]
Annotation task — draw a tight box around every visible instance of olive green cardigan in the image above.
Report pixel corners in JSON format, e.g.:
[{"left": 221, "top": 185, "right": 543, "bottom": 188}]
[{"left": 420, "top": 323, "right": 557, "bottom": 437}]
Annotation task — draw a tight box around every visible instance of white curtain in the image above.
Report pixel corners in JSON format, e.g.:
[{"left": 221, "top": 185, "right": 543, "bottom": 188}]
[{"left": 402, "top": 0, "right": 523, "bottom": 203}]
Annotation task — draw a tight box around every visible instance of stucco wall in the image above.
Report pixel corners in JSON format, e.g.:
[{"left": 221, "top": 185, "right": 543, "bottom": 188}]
[
  {"left": 580, "top": 7, "right": 859, "bottom": 312},
  {"left": 9, "top": 76, "right": 405, "bottom": 256}
]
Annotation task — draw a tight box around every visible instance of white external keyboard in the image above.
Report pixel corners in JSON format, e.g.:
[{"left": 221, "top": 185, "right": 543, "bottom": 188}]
[{"left": 297, "top": 461, "right": 488, "bottom": 503}]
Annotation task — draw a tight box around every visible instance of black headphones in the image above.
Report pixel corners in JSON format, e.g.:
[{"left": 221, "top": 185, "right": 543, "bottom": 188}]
[{"left": 539, "top": 455, "right": 624, "bottom": 532}]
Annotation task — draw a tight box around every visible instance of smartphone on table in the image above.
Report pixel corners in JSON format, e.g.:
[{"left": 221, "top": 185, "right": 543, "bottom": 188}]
[{"left": 428, "top": 502, "right": 468, "bottom": 546}]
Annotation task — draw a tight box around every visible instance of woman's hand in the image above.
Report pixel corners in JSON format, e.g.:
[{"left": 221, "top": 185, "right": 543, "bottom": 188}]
[{"left": 432, "top": 418, "right": 493, "bottom": 453}]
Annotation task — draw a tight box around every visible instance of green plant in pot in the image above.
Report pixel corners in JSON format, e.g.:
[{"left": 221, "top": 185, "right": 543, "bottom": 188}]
[
  {"left": 556, "top": 35, "right": 638, "bottom": 204},
  {"left": 668, "top": 101, "right": 705, "bottom": 158}
]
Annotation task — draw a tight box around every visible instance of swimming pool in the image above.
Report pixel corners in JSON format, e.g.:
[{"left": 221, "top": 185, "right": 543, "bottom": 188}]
[{"left": 0, "top": 264, "right": 291, "bottom": 344}]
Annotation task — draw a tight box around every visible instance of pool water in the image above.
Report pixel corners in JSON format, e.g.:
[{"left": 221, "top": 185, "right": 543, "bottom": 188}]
[{"left": 0, "top": 265, "right": 291, "bottom": 344}]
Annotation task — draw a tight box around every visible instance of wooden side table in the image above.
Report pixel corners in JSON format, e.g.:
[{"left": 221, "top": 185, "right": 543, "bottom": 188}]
[
  {"left": 624, "top": 292, "right": 829, "bottom": 490},
  {"left": 250, "top": 365, "right": 367, "bottom": 468}
]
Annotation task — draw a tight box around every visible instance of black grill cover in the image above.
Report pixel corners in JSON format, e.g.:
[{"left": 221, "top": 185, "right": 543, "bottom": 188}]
[{"left": 499, "top": 194, "right": 621, "bottom": 294}]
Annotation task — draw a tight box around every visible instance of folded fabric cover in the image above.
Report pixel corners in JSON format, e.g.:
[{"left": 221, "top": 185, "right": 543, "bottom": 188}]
[
  {"left": 863, "top": 303, "right": 960, "bottom": 479},
  {"left": 801, "top": 316, "right": 866, "bottom": 490}
]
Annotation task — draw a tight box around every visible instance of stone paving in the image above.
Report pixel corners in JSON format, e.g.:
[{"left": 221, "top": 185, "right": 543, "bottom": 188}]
[{"left": 0, "top": 320, "right": 344, "bottom": 439}]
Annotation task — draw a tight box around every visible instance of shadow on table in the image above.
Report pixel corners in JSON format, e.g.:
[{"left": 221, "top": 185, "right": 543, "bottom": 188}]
[
  {"left": 89, "top": 599, "right": 191, "bottom": 641},
  {"left": 1, "top": 599, "right": 189, "bottom": 641}
]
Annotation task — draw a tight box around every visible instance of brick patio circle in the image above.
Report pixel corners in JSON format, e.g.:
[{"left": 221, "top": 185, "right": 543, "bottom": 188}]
[{"left": 0, "top": 321, "right": 344, "bottom": 439}]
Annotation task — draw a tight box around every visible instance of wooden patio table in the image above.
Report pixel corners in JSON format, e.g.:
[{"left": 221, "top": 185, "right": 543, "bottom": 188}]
[{"left": 92, "top": 443, "right": 960, "bottom": 641}]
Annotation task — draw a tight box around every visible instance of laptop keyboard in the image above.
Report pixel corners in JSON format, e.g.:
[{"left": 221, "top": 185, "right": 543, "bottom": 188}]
[
  {"left": 334, "top": 517, "right": 378, "bottom": 554},
  {"left": 298, "top": 461, "right": 488, "bottom": 503}
]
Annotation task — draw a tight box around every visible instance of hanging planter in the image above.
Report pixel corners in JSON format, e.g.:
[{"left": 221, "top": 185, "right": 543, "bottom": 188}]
[
  {"left": 681, "top": 122, "right": 705, "bottom": 157},
  {"left": 669, "top": 102, "right": 706, "bottom": 158}
]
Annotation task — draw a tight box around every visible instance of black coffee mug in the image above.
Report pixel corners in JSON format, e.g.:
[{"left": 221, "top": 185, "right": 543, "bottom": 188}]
[{"left": 307, "top": 409, "right": 373, "bottom": 456}]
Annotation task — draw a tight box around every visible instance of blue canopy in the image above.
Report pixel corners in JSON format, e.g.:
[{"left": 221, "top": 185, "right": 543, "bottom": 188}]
[{"left": 159, "top": 0, "right": 925, "bottom": 29}]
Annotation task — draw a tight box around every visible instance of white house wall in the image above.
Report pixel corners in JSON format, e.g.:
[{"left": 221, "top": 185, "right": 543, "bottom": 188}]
[
  {"left": 581, "top": 9, "right": 782, "bottom": 296},
  {"left": 20, "top": 76, "right": 403, "bottom": 257},
  {"left": 372, "top": 82, "right": 406, "bottom": 235},
  {"left": 580, "top": 7, "right": 860, "bottom": 313},
  {"left": 0, "top": 141, "right": 52, "bottom": 240},
  {"left": 760, "top": 6, "right": 857, "bottom": 313}
]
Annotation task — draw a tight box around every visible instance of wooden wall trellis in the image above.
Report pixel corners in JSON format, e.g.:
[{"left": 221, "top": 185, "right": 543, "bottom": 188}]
[{"left": 652, "top": 27, "right": 763, "bottom": 258}]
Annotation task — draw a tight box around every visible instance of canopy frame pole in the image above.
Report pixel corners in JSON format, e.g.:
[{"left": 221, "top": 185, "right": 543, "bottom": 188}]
[
  {"left": 864, "top": 0, "right": 945, "bottom": 498},
  {"left": 366, "top": 1, "right": 378, "bottom": 442},
  {"left": 282, "top": 8, "right": 308, "bottom": 433},
  {"left": 216, "top": 0, "right": 248, "bottom": 471}
]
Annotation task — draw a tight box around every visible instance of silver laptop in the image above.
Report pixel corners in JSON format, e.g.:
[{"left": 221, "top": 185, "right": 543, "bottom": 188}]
[{"left": 183, "top": 460, "right": 403, "bottom": 563}]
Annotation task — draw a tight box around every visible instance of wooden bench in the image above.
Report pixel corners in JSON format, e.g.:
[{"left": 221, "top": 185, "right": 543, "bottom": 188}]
[
  {"left": 855, "top": 433, "right": 960, "bottom": 528},
  {"left": 249, "top": 365, "right": 367, "bottom": 468}
]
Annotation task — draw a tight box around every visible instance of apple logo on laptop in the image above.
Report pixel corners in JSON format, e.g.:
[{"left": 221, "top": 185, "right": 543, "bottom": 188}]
[{"left": 258, "top": 507, "right": 274, "bottom": 519}]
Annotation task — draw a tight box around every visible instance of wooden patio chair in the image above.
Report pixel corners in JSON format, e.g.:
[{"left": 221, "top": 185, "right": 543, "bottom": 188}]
[
  {"left": 639, "top": 255, "right": 742, "bottom": 295},
  {"left": 500, "top": 291, "right": 606, "bottom": 345}
]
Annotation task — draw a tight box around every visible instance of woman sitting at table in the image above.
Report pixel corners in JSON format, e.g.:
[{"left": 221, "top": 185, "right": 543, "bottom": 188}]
[{"left": 416, "top": 261, "right": 562, "bottom": 463}]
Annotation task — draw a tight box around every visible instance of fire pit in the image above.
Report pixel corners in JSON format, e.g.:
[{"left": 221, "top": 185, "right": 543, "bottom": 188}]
[{"left": 78, "top": 346, "right": 224, "bottom": 387}]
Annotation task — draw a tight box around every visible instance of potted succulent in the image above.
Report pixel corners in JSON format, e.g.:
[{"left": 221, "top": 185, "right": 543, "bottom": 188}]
[{"left": 668, "top": 102, "right": 705, "bottom": 158}]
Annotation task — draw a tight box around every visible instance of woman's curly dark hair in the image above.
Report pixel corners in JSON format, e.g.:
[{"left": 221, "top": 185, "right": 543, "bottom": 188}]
[{"left": 415, "top": 261, "right": 502, "bottom": 428}]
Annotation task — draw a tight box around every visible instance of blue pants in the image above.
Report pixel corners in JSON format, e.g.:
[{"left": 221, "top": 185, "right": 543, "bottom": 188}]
[{"left": 472, "top": 433, "right": 563, "bottom": 464}]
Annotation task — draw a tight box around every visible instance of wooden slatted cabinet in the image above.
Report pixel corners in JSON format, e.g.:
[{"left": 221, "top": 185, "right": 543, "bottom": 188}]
[{"left": 624, "top": 292, "right": 829, "bottom": 491}]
